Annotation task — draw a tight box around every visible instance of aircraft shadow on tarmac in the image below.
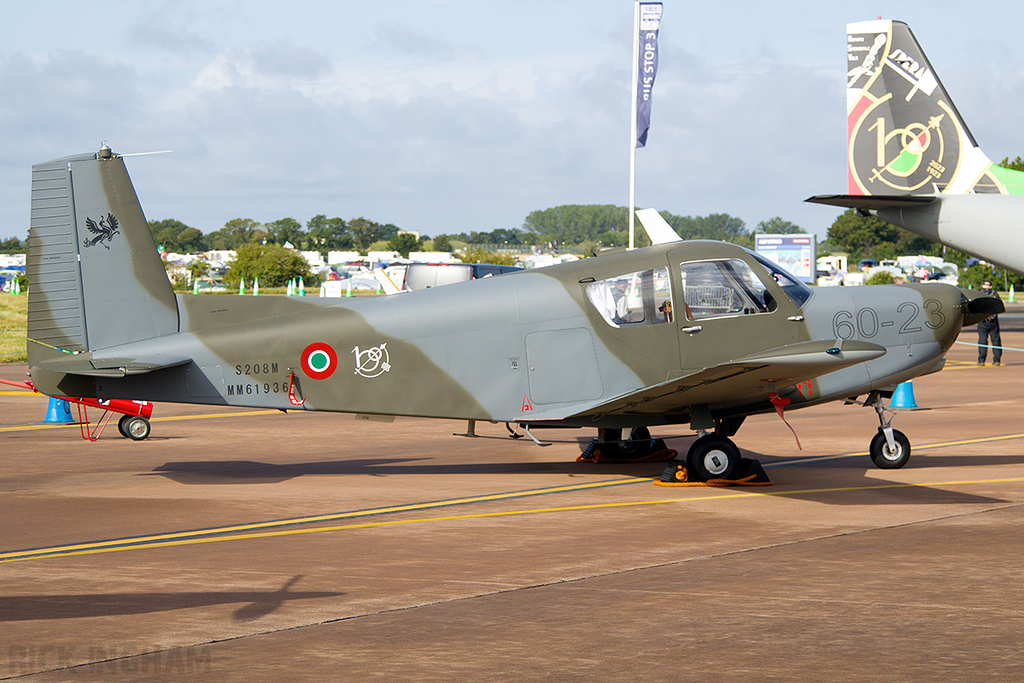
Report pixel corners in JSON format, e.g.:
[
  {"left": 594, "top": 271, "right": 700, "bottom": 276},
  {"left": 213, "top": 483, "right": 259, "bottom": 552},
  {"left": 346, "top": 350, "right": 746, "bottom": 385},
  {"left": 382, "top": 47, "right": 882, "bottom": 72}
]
[
  {"left": 748, "top": 448, "right": 1015, "bottom": 506},
  {"left": 148, "top": 457, "right": 669, "bottom": 484},
  {"left": 0, "top": 575, "right": 341, "bottom": 623},
  {"left": 768, "top": 479, "right": 1007, "bottom": 506},
  {"left": 147, "top": 450, "right": 1011, "bottom": 507},
  {"left": 147, "top": 433, "right": 708, "bottom": 484}
]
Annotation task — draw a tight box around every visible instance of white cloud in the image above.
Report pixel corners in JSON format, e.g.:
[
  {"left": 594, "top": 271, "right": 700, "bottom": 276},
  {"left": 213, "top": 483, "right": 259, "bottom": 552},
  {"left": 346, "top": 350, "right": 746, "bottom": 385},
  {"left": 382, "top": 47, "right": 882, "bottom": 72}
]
[{"left": 4, "top": 2, "right": 1024, "bottom": 242}]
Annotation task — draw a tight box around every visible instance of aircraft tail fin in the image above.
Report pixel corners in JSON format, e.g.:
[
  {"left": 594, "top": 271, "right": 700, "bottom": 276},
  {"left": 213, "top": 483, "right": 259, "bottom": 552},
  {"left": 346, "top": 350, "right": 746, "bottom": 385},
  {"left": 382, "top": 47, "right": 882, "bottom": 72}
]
[
  {"left": 372, "top": 268, "right": 403, "bottom": 295},
  {"left": 635, "top": 208, "right": 683, "bottom": 245},
  {"left": 846, "top": 20, "right": 1024, "bottom": 196},
  {"left": 27, "top": 146, "right": 179, "bottom": 368}
]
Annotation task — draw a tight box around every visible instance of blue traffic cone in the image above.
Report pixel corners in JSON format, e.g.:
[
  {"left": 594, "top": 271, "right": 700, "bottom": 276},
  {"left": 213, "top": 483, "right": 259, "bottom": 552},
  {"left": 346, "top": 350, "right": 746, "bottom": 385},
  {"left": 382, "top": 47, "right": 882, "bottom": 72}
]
[
  {"left": 890, "top": 381, "right": 918, "bottom": 409},
  {"left": 44, "top": 397, "right": 75, "bottom": 423}
]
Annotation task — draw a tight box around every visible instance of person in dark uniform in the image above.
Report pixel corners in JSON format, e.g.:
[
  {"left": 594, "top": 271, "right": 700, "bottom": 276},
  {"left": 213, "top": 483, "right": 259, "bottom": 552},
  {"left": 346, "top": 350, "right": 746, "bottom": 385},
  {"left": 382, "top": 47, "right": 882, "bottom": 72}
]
[{"left": 978, "top": 280, "right": 1002, "bottom": 366}]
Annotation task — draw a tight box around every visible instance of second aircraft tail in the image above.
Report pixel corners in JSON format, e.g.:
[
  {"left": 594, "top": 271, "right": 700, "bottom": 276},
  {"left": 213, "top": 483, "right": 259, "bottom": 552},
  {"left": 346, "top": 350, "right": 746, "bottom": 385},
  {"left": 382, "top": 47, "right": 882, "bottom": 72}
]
[{"left": 846, "top": 19, "right": 1024, "bottom": 196}]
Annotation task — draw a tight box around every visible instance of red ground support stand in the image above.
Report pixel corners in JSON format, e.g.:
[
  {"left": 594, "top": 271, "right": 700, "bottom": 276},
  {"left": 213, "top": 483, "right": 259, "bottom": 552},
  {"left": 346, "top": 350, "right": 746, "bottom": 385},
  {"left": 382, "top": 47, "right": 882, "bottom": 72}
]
[
  {"left": 74, "top": 398, "right": 154, "bottom": 441},
  {"left": 0, "top": 378, "right": 155, "bottom": 441}
]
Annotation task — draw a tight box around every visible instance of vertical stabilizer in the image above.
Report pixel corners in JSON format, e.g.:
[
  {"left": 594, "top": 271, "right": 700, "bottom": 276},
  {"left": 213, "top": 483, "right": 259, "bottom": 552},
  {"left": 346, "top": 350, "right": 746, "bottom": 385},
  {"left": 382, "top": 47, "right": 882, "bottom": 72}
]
[
  {"left": 27, "top": 147, "right": 179, "bottom": 366},
  {"left": 635, "top": 208, "right": 683, "bottom": 245},
  {"left": 846, "top": 20, "right": 1024, "bottom": 196}
]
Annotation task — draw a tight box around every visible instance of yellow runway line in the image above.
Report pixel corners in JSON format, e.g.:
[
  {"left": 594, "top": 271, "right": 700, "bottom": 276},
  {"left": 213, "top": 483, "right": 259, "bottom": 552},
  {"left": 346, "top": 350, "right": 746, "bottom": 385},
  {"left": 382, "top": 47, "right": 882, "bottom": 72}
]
[
  {"left": 4, "top": 476, "right": 1023, "bottom": 564},
  {"left": 0, "top": 477, "right": 643, "bottom": 561},
  {"left": 151, "top": 410, "right": 280, "bottom": 422},
  {"left": 0, "top": 409, "right": 280, "bottom": 433}
]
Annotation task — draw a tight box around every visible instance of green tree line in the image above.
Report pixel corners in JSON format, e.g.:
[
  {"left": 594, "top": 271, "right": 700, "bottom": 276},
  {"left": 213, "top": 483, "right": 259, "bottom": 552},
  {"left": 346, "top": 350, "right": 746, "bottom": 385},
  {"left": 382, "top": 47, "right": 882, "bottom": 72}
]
[
  {"left": 141, "top": 205, "right": 809, "bottom": 259},
  {"left": 450, "top": 206, "right": 804, "bottom": 252},
  {"left": 149, "top": 215, "right": 406, "bottom": 254}
]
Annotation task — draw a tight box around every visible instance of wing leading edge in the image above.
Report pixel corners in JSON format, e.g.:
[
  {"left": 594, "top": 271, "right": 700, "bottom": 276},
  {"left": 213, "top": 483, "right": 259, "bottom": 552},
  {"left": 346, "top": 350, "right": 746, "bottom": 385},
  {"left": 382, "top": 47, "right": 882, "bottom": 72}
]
[{"left": 567, "top": 339, "right": 886, "bottom": 420}]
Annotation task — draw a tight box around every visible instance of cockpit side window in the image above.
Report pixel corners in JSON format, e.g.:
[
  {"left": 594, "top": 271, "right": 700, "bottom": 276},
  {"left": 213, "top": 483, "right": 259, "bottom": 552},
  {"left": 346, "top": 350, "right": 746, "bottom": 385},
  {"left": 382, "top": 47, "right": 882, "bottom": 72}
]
[
  {"left": 752, "top": 253, "right": 813, "bottom": 308},
  {"left": 679, "top": 259, "right": 771, "bottom": 319},
  {"left": 585, "top": 266, "right": 672, "bottom": 328}
]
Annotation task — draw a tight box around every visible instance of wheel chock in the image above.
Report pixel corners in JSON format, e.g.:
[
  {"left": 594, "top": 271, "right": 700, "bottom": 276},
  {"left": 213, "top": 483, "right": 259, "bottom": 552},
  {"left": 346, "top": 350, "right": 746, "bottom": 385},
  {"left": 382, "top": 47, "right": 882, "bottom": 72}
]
[
  {"left": 576, "top": 437, "right": 677, "bottom": 463},
  {"left": 656, "top": 458, "right": 772, "bottom": 487}
]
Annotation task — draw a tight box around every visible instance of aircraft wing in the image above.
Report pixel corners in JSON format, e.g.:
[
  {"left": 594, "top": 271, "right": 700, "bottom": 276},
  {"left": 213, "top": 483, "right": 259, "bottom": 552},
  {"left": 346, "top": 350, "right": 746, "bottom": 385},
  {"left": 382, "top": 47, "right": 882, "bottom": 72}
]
[
  {"left": 571, "top": 339, "right": 886, "bottom": 419},
  {"left": 806, "top": 194, "right": 938, "bottom": 211}
]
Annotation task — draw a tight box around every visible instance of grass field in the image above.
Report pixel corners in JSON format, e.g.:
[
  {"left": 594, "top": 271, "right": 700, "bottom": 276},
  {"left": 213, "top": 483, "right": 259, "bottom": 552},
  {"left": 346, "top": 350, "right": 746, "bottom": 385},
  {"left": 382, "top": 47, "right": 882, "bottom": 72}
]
[{"left": 0, "top": 292, "right": 28, "bottom": 363}]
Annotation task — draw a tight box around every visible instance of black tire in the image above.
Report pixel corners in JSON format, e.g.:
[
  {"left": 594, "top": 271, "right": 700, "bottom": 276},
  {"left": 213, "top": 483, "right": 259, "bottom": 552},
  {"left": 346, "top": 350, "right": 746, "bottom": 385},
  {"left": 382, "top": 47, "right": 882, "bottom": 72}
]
[
  {"left": 117, "top": 414, "right": 131, "bottom": 438},
  {"left": 686, "top": 435, "right": 742, "bottom": 480},
  {"left": 629, "top": 426, "right": 651, "bottom": 441},
  {"left": 124, "top": 416, "right": 151, "bottom": 441},
  {"left": 869, "top": 429, "right": 910, "bottom": 469},
  {"left": 618, "top": 426, "right": 653, "bottom": 455}
]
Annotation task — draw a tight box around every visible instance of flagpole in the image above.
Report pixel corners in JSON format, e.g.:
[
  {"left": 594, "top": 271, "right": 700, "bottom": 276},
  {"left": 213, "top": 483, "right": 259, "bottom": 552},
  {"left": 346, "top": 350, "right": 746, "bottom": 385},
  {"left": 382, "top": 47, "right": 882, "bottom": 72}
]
[{"left": 628, "top": 0, "right": 639, "bottom": 251}]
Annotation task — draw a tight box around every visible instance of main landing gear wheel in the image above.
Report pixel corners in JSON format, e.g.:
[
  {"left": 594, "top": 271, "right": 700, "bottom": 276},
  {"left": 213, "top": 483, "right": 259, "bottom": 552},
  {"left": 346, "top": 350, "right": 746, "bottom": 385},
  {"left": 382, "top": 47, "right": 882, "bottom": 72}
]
[
  {"left": 686, "top": 434, "right": 741, "bottom": 480},
  {"left": 869, "top": 429, "right": 910, "bottom": 469},
  {"left": 119, "top": 415, "right": 151, "bottom": 441},
  {"left": 618, "top": 426, "right": 652, "bottom": 456}
]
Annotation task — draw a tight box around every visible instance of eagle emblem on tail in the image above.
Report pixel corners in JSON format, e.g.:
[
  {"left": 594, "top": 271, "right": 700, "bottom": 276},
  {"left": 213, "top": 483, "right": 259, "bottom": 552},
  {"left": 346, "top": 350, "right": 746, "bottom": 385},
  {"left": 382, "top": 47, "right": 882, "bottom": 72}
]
[{"left": 82, "top": 213, "right": 120, "bottom": 249}]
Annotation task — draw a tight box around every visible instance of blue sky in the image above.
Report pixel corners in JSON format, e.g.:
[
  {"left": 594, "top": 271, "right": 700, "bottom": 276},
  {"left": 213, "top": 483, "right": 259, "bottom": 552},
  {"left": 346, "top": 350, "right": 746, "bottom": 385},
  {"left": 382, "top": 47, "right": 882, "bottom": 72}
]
[{"left": 2, "top": 1, "right": 1023, "bottom": 242}]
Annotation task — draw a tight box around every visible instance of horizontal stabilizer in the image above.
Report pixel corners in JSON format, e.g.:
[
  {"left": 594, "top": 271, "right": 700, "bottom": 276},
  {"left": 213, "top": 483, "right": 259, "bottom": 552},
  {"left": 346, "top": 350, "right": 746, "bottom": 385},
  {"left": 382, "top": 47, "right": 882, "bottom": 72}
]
[
  {"left": 635, "top": 208, "right": 683, "bottom": 245},
  {"left": 806, "top": 194, "right": 937, "bottom": 210},
  {"left": 35, "top": 353, "right": 191, "bottom": 378}
]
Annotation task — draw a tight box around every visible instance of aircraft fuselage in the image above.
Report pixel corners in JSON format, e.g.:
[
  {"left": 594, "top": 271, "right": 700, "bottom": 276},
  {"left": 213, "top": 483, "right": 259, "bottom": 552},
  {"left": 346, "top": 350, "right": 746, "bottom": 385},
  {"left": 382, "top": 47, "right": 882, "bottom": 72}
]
[{"left": 31, "top": 241, "right": 968, "bottom": 431}]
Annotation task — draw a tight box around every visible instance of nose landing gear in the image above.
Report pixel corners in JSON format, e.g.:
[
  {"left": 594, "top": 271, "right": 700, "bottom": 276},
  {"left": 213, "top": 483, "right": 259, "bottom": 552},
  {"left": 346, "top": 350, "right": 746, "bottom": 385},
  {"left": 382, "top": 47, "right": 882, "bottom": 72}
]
[{"left": 867, "top": 391, "right": 911, "bottom": 469}]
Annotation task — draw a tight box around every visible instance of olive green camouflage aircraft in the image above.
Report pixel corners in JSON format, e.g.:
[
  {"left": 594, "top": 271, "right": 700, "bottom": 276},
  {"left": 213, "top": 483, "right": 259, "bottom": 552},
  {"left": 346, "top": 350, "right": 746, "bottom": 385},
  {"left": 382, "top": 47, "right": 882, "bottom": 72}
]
[
  {"left": 26, "top": 146, "right": 1001, "bottom": 478},
  {"left": 808, "top": 19, "right": 1024, "bottom": 274}
]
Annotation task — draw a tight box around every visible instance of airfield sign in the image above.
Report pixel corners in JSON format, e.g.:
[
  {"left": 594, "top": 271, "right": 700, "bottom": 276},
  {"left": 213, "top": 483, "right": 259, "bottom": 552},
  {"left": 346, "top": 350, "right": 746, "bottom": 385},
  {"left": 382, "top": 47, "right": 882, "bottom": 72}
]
[{"left": 754, "top": 234, "right": 816, "bottom": 283}]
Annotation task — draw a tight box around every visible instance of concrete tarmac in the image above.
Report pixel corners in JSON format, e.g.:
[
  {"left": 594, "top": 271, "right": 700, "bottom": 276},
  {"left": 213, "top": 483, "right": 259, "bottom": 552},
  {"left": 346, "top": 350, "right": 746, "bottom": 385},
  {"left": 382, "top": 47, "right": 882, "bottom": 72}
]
[{"left": 1, "top": 319, "right": 1023, "bottom": 681}]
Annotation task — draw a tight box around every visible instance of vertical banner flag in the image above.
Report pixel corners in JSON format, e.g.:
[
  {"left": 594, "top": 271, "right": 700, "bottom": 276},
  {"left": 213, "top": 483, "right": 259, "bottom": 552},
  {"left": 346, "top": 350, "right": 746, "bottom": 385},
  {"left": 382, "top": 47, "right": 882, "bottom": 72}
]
[{"left": 635, "top": 2, "right": 663, "bottom": 148}]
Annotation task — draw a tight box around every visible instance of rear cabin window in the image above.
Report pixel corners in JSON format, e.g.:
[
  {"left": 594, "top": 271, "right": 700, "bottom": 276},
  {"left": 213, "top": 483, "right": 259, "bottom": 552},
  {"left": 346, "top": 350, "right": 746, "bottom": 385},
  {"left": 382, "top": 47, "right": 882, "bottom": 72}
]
[
  {"left": 585, "top": 267, "right": 672, "bottom": 328},
  {"left": 679, "top": 260, "right": 771, "bottom": 320}
]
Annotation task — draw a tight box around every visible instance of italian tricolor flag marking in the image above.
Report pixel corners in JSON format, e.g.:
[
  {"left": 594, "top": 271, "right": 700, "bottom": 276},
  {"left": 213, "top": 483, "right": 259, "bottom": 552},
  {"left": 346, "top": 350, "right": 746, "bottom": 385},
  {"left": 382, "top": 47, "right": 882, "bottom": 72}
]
[{"left": 301, "top": 342, "right": 338, "bottom": 380}]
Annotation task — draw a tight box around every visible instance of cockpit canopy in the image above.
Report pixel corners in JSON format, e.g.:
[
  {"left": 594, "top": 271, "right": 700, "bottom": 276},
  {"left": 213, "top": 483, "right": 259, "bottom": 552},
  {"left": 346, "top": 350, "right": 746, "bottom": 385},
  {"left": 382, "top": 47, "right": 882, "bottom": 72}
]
[{"left": 585, "top": 249, "right": 811, "bottom": 329}]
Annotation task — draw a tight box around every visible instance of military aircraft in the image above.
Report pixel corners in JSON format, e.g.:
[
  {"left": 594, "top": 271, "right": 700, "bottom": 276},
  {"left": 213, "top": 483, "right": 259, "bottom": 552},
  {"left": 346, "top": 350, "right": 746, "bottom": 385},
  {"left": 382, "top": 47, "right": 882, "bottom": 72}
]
[
  {"left": 807, "top": 19, "right": 1024, "bottom": 273},
  {"left": 25, "top": 145, "right": 1000, "bottom": 479}
]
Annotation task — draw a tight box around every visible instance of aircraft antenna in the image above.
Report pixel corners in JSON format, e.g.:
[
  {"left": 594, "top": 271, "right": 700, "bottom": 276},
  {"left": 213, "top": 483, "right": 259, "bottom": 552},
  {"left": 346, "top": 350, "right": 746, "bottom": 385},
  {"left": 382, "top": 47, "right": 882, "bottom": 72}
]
[{"left": 120, "top": 150, "right": 174, "bottom": 157}]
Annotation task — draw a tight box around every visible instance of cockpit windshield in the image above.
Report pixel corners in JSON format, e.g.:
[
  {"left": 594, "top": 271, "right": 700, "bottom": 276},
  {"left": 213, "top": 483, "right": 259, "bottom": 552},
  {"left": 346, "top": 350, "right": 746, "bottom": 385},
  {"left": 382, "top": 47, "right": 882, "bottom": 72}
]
[{"left": 752, "top": 253, "right": 813, "bottom": 308}]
